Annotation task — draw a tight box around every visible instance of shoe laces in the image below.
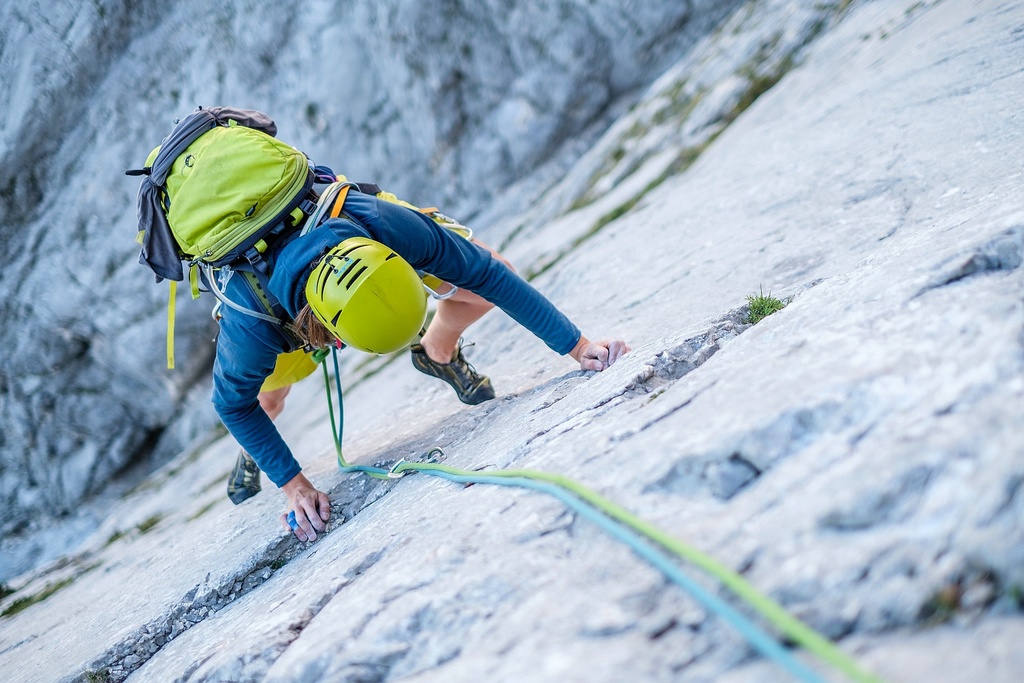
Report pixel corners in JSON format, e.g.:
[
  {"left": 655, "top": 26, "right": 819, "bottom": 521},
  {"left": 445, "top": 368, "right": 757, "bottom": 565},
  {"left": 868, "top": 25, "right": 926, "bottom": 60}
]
[{"left": 451, "top": 339, "right": 482, "bottom": 383}]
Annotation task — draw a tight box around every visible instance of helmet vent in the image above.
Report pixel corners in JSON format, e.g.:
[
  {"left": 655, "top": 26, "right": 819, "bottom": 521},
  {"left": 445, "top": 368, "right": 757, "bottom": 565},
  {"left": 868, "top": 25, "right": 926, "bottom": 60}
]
[
  {"left": 385, "top": 252, "right": 399, "bottom": 261},
  {"left": 330, "top": 310, "right": 342, "bottom": 327},
  {"left": 314, "top": 263, "right": 333, "bottom": 295},
  {"left": 346, "top": 265, "right": 368, "bottom": 289},
  {"left": 336, "top": 243, "right": 363, "bottom": 259},
  {"left": 334, "top": 257, "right": 361, "bottom": 285}
]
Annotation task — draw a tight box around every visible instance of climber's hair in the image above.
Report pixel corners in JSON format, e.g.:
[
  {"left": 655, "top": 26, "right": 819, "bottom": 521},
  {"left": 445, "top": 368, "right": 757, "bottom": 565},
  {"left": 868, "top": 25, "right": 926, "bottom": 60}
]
[{"left": 293, "top": 304, "right": 335, "bottom": 349}]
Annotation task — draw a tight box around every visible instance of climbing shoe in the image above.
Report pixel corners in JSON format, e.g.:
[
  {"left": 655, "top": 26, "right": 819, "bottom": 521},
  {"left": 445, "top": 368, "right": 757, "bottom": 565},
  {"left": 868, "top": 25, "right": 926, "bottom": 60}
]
[
  {"left": 227, "top": 450, "right": 262, "bottom": 504},
  {"left": 410, "top": 343, "right": 496, "bottom": 405}
]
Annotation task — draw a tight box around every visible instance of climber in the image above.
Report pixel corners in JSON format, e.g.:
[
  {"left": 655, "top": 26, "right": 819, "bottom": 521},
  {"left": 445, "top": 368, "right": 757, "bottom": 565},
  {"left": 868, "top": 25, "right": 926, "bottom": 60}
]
[{"left": 216, "top": 188, "right": 629, "bottom": 542}]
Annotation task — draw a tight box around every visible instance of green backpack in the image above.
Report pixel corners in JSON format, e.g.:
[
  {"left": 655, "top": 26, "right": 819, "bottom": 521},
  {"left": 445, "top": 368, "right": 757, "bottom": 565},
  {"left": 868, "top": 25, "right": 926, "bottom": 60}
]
[
  {"left": 129, "top": 106, "right": 319, "bottom": 285},
  {"left": 157, "top": 124, "right": 311, "bottom": 270},
  {"left": 128, "top": 107, "right": 323, "bottom": 367}
]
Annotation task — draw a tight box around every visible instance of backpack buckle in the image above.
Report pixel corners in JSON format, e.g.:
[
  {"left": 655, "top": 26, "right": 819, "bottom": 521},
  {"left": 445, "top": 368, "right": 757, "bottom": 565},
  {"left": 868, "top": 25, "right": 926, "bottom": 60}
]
[
  {"left": 288, "top": 199, "right": 317, "bottom": 227},
  {"left": 244, "top": 245, "right": 268, "bottom": 274}
]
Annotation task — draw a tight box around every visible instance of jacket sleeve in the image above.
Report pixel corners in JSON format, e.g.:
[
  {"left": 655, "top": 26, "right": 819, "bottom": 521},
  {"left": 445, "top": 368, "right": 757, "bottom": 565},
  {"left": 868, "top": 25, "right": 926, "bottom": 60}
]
[
  {"left": 338, "top": 192, "right": 582, "bottom": 355},
  {"left": 211, "top": 307, "right": 303, "bottom": 488}
]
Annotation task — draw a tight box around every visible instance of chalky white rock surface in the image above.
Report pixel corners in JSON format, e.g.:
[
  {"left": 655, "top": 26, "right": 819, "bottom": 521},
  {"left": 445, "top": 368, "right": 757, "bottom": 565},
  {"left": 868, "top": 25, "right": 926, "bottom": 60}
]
[{"left": 1, "top": 1, "right": 1022, "bottom": 682}]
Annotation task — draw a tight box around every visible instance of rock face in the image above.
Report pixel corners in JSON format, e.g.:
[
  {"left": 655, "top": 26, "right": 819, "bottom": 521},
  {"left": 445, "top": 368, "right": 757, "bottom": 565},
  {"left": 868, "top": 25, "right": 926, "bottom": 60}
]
[
  {"left": 0, "top": 0, "right": 734, "bottom": 570},
  {"left": 1, "top": 0, "right": 1023, "bottom": 682}
]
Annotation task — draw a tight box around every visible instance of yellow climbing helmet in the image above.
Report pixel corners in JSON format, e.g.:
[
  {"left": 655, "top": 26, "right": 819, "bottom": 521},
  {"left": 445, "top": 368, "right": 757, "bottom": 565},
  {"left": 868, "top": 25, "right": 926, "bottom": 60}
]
[{"left": 305, "top": 237, "right": 427, "bottom": 354}]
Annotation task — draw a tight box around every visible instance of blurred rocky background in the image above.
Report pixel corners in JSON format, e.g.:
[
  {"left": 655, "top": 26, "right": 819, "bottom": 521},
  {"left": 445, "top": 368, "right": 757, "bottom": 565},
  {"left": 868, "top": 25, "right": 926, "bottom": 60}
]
[{"left": 1, "top": 1, "right": 1022, "bottom": 682}]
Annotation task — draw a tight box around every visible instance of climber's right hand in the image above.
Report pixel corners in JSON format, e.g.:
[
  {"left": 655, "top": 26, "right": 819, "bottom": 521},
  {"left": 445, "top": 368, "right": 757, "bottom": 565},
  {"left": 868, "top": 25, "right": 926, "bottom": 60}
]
[{"left": 280, "top": 472, "right": 330, "bottom": 542}]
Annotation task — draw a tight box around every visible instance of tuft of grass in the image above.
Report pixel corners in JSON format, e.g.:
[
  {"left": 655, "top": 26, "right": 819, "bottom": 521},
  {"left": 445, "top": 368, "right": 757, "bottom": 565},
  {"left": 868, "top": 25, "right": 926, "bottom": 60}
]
[
  {"left": 136, "top": 514, "right": 163, "bottom": 534},
  {"left": 0, "top": 583, "right": 13, "bottom": 601},
  {"left": 1, "top": 577, "right": 75, "bottom": 618},
  {"left": 187, "top": 499, "right": 219, "bottom": 523},
  {"left": 104, "top": 529, "right": 126, "bottom": 547},
  {"left": 745, "top": 287, "right": 788, "bottom": 324},
  {"left": 106, "top": 513, "right": 165, "bottom": 545},
  {"left": 85, "top": 669, "right": 111, "bottom": 683},
  {"left": 726, "top": 55, "right": 795, "bottom": 125}
]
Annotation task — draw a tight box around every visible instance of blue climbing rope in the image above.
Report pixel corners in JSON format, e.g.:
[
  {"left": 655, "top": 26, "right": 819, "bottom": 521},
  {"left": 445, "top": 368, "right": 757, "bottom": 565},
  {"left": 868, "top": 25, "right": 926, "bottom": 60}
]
[
  {"left": 421, "top": 468, "right": 827, "bottom": 683},
  {"left": 319, "top": 350, "right": 882, "bottom": 683}
]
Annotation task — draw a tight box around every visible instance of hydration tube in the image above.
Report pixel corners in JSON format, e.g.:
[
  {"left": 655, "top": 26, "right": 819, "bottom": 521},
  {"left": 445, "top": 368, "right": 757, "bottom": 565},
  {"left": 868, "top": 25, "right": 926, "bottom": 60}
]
[{"left": 320, "top": 351, "right": 883, "bottom": 683}]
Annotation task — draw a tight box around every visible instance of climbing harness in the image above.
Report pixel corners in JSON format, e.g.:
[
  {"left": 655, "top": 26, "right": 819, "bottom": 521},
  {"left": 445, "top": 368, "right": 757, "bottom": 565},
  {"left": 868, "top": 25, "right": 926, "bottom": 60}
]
[{"left": 319, "top": 349, "right": 884, "bottom": 683}]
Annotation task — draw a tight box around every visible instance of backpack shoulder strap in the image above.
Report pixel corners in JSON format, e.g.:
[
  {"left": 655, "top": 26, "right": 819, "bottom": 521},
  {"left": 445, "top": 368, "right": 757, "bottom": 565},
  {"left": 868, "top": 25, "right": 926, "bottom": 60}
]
[
  {"left": 201, "top": 265, "right": 286, "bottom": 326},
  {"left": 236, "top": 269, "right": 289, "bottom": 323}
]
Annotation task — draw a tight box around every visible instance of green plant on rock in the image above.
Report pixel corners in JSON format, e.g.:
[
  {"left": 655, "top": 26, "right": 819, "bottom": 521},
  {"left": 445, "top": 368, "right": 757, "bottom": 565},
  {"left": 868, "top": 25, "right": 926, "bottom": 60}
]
[
  {"left": 745, "top": 287, "right": 788, "bottom": 324},
  {"left": 136, "top": 514, "right": 163, "bottom": 534},
  {"left": 104, "top": 529, "right": 126, "bottom": 547},
  {"left": 1, "top": 577, "right": 75, "bottom": 617},
  {"left": 85, "top": 669, "right": 111, "bottom": 683},
  {"left": 187, "top": 499, "right": 219, "bottom": 523}
]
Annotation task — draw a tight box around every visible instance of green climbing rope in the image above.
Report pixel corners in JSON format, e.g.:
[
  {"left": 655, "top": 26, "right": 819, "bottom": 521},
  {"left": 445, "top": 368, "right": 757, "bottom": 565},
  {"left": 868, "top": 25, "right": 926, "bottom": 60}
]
[{"left": 320, "top": 351, "right": 884, "bottom": 683}]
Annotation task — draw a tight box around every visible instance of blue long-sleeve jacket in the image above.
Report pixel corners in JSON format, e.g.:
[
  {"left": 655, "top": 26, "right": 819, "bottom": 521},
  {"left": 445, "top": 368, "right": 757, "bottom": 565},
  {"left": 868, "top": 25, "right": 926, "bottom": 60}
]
[{"left": 212, "top": 192, "right": 581, "bottom": 487}]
